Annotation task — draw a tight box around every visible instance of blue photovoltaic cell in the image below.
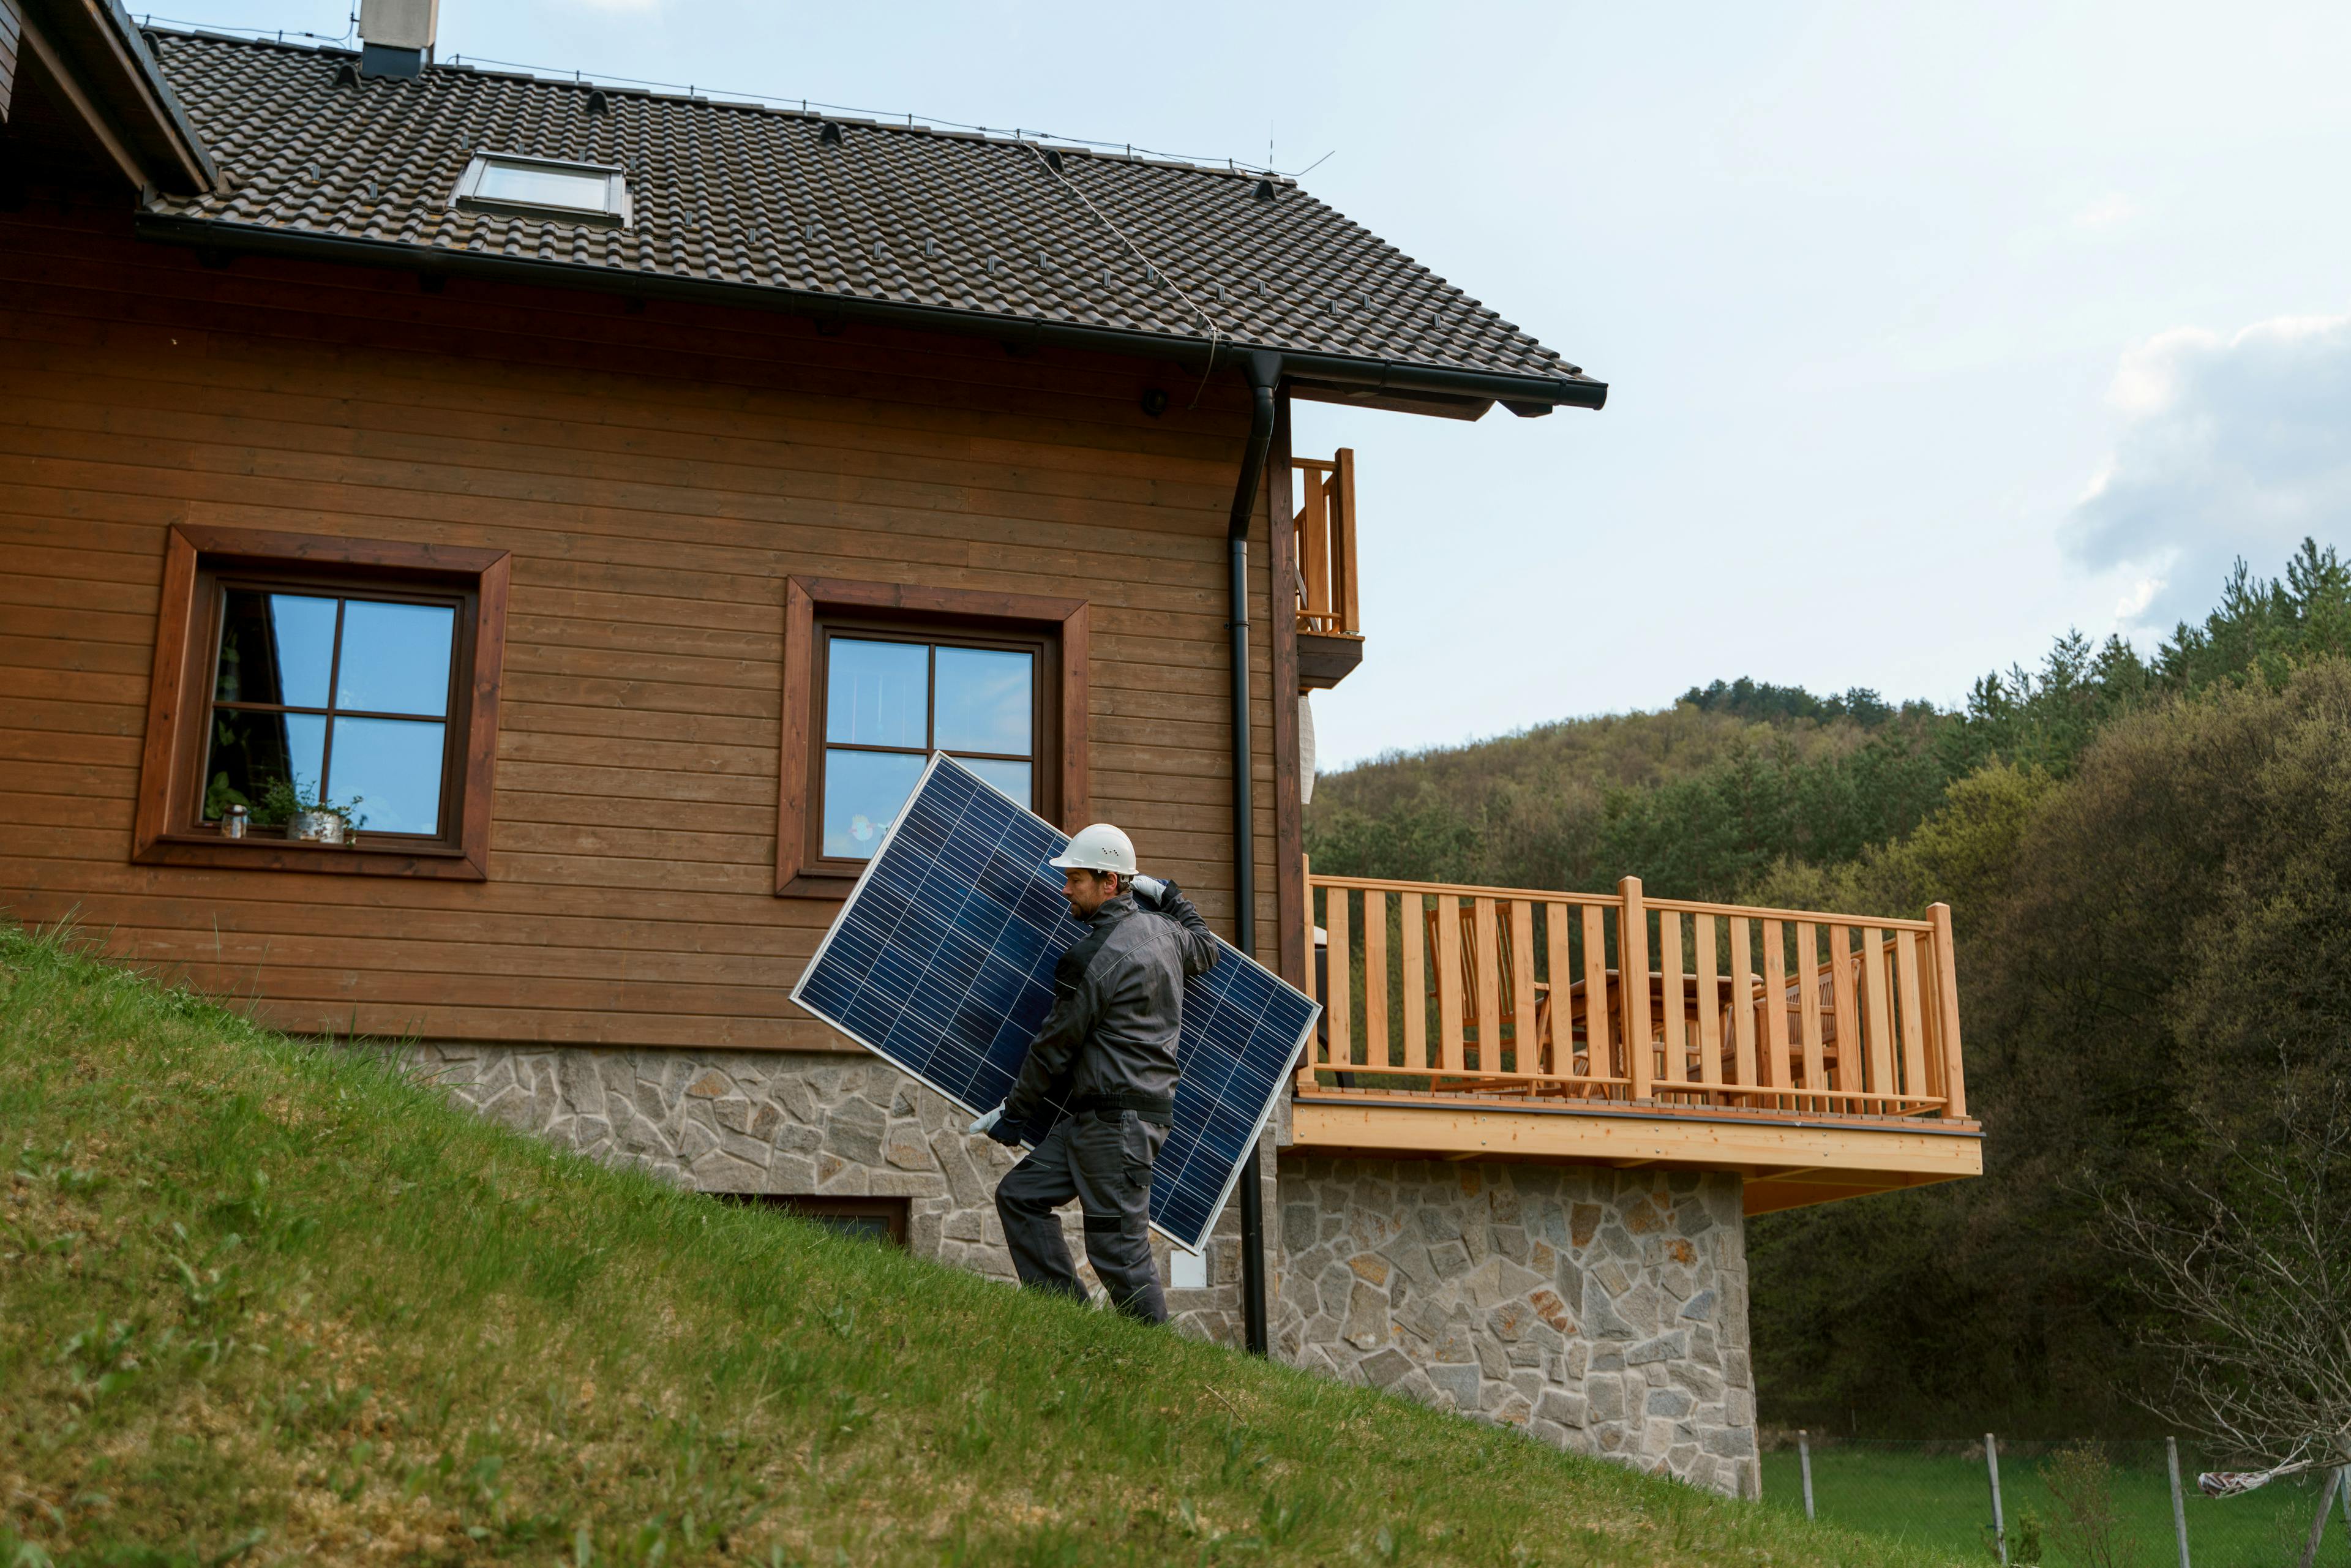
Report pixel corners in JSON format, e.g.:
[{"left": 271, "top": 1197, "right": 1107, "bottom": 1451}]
[{"left": 792, "top": 754, "right": 1321, "bottom": 1253}]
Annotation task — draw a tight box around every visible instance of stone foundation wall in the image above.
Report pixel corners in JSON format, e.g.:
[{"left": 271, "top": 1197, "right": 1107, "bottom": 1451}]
[
  {"left": 1270, "top": 1157, "right": 1757, "bottom": 1498},
  {"left": 400, "top": 1041, "right": 1262, "bottom": 1344},
  {"left": 397, "top": 1042, "right": 1758, "bottom": 1498}
]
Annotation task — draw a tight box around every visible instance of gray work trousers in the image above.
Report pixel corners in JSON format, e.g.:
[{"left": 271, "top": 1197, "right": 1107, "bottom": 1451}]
[{"left": 994, "top": 1109, "right": 1168, "bottom": 1323}]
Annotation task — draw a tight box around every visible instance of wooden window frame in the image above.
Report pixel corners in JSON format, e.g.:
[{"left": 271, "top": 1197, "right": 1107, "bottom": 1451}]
[
  {"left": 133, "top": 525, "right": 512, "bottom": 880},
  {"left": 778, "top": 576, "right": 1087, "bottom": 899}
]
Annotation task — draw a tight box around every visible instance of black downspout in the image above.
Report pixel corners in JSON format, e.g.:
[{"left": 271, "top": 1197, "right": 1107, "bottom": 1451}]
[{"left": 1228, "top": 350, "right": 1281, "bottom": 1357}]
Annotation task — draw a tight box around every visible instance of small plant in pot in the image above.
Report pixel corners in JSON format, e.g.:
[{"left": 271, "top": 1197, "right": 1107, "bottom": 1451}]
[{"left": 216, "top": 774, "right": 366, "bottom": 844}]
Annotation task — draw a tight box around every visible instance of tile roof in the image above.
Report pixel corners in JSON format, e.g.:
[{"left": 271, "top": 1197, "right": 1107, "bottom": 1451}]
[{"left": 135, "top": 29, "right": 1602, "bottom": 408}]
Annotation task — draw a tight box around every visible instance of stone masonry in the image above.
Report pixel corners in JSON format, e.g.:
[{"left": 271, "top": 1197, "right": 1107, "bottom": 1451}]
[
  {"left": 1270, "top": 1157, "right": 1758, "bottom": 1498},
  {"left": 400, "top": 1042, "right": 1262, "bottom": 1344},
  {"left": 397, "top": 1042, "right": 1758, "bottom": 1498}
]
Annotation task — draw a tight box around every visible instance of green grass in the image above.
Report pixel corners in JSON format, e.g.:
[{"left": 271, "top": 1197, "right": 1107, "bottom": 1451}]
[
  {"left": 1758, "top": 1443, "right": 2351, "bottom": 1566},
  {"left": 0, "top": 921, "right": 1968, "bottom": 1568}
]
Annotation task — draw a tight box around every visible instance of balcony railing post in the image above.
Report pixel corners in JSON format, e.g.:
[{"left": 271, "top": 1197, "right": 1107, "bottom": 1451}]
[
  {"left": 1929, "top": 901, "right": 1967, "bottom": 1119},
  {"left": 1618, "top": 876, "right": 1652, "bottom": 1101},
  {"left": 1298, "top": 856, "right": 1318, "bottom": 1095},
  {"left": 1335, "top": 447, "right": 1359, "bottom": 636}
]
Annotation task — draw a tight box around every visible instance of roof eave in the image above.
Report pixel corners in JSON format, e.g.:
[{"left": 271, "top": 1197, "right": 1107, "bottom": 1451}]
[
  {"left": 20, "top": 0, "right": 218, "bottom": 194},
  {"left": 131, "top": 212, "right": 1608, "bottom": 416}
]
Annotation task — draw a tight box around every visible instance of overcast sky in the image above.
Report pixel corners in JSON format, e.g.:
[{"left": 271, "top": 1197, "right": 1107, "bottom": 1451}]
[{"left": 148, "top": 1, "right": 2351, "bottom": 767}]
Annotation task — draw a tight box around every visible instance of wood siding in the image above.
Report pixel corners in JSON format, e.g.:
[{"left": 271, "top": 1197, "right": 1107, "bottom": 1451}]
[{"left": 0, "top": 203, "right": 1291, "bottom": 1052}]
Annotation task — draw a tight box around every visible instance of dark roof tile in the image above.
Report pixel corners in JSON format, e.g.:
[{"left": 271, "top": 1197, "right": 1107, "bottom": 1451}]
[{"left": 140, "top": 31, "right": 1595, "bottom": 394}]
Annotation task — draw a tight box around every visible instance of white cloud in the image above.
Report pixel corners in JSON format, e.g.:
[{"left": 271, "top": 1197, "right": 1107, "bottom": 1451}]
[
  {"left": 2063, "top": 310, "right": 2351, "bottom": 631},
  {"left": 2071, "top": 192, "right": 2137, "bottom": 231}
]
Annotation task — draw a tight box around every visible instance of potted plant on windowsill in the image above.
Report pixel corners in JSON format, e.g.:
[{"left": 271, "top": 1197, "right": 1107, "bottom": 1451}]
[{"left": 208, "top": 773, "right": 367, "bottom": 846}]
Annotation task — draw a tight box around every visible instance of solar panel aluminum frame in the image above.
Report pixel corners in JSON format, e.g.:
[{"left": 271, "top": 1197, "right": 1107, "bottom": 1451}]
[{"left": 789, "top": 751, "right": 1319, "bottom": 1254}]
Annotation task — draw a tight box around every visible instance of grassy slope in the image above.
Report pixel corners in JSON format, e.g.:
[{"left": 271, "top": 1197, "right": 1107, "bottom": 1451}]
[
  {"left": 1757, "top": 1446, "right": 2350, "bottom": 1565},
  {"left": 0, "top": 925, "right": 1962, "bottom": 1568}
]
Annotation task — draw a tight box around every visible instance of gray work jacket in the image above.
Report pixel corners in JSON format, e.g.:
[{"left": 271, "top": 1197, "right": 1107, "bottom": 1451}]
[{"left": 1002, "top": 888, "right": 1220, "bottom": 1128}]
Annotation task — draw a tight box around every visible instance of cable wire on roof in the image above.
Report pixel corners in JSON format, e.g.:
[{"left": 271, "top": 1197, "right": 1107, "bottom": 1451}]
[
  {"left": 1012, "top": 137, "right": 1229, "bottom": 405},
  {"left": 135, "top": 18, "right": 1335, "bottom": 178}
]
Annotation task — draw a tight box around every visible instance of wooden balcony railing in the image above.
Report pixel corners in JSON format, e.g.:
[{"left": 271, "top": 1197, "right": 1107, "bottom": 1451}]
[
  {"left": 1301, "top": 865, "right": 1970, "bottom": 1123},
  {"left": 1294, "top": 449, "right": 1359, "bottom": 639}
]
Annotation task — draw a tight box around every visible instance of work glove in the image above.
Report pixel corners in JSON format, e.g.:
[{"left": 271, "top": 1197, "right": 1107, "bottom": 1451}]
[
  {"left": 1131, "top": 874, "right": 1170, "bottom": 908},
  {"left": 967, "top": 1105, "right": 1024, "bottom": 1146}
]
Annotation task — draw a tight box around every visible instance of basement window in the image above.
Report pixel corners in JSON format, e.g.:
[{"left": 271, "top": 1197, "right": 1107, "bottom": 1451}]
[{"left": 452, "top": 152, "right": 631, "bottom": 228}]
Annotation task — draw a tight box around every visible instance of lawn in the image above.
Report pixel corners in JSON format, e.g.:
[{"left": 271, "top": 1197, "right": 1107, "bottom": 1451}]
[
  {"left": 1758, "top": 1441, "right": 2350, "bottom": 1566},
  {"left": 0, "top": 920, "right": 1965, "bottom": 1567}
]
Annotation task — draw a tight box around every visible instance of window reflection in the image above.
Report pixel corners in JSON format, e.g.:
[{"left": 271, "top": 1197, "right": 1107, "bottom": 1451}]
[
  {"left": 817, "top": 632, "right": 1040, "bottom": 859},
  {"left": 478, "top": 162, "right": 609, "bottom": 211},
  {"left": 827, "top": 639, "right": 928, "bottom": 747},
  {"left": 822, "top": 749, "right": 925, "bottom": 858},
  {"left": 214, "top": 591, "right": 336, "bottom": 707},
  {"left": 955, "top": 756, "right": 1032, "bottom": 808},
  {"left": 934, "top": 647, "right": 1032, "bottom": 754},
  {"left": 330, "top": 717, "right": 447, "bottom": 835},
  {"left": 337, "top": 601, "right": 455, "bottom": 716},
  {"left": 203, "top": 585, "right": 458, "bottom": 836}
]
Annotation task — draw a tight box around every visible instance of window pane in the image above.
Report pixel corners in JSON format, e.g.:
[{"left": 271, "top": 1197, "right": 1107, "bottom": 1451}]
[
  {"left": 934, "top": 647, "right": 1033, "bottom": 755},
  {"left": 955, "top": 756, "right": 1032, "bottom": 809},
  {"left": 326, "top": 717, "right": 446, "bottom": 835},
  {"left": 202, "top": 710, "right": 326, "bottom": 823},
  {"left": 215, "top": 591, "right": 337, "bottom": 708},
  {"left": 822, "top": 748, "right": 924, "bottom": 859},
  {"left": 478, "top": 161, "right": 610, "bottom": 212},
  {"left": 826, "top": 639, "right": 929, "bottom": 748},
  {"left": 337, "top": 599, "right": 456, "bottom": 716}
]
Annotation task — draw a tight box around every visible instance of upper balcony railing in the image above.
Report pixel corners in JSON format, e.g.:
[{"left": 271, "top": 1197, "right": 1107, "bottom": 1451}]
[
  {"left": 1294, "top": 449, "right": 1360, "bottom": 640},
  {"left": 1301, "top": 865, "right": 1970, "bottom": 1124}
]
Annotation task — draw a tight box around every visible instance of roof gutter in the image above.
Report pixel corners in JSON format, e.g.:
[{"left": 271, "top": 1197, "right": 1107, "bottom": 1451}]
[
  {"left": 131, "top": 213, "right": 1607, "bottom": 413},
  {"left": 1224, "top": 349, "right": 1280, "bottom": 1358}
]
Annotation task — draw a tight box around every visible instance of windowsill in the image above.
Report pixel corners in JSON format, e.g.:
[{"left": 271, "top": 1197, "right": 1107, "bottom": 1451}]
[
  {"left": 778, "top": 866, "right": 864, "bottom": 900},
  {"left": 134, "top": 830, "right": 487, "bottom": 880}
]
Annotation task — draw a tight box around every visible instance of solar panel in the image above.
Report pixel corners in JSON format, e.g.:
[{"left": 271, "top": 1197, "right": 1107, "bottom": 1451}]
[{"left": 791, "top": 752, "right": 1321, "bottom": 1253}]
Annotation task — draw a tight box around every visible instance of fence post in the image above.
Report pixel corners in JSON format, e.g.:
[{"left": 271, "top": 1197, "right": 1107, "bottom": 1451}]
[
  {"left": 2165, "top": 1435, "right": 2191, "bottom": 1568},
  {"left": 1618, "top": 876, "right": 1652, "bottom": 1100},
  {"left": 1985, "top": 1433, "right": 2007, "bottom": 1567},
  {"left": 2304, "top": 1466, "right": 2345, "bottom": 1568},
  {"left": 1798, "top": 1428, "right": 1815, "bottom": 1521}
]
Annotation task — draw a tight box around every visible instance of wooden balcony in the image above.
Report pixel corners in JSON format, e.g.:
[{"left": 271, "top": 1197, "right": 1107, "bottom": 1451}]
[
  {"left": 1294, "top": 449, "right": 1363, "bottom": 689},
  {"left": 1292, "top": 866, "right": 1984, "bottom": 1214}
]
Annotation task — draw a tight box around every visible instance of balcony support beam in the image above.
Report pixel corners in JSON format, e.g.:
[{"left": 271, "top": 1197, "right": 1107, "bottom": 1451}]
[{"left": 1289, "top": 1095, "right": 1984, "bottom": 1216}]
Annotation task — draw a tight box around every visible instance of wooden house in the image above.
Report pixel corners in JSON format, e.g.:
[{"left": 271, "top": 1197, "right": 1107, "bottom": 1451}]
[{"left": 0, "top": 0, "right": 1979, "bottom": 1498}]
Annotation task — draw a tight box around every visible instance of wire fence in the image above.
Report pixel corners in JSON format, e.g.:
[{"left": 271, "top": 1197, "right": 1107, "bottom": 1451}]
[{"left": 1755, "top": 1435, "right": 2351, "bottom": 1566}]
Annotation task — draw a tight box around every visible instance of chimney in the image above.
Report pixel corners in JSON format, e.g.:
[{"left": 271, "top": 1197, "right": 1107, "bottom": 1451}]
[{"left": 358, "top": 0, "right": 439, "bottom": 80}]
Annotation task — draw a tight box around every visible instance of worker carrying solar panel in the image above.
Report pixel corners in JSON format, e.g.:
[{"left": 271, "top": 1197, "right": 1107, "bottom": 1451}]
[{"left": 964, "top": 820, "right": 1219, "bottom": 1323}]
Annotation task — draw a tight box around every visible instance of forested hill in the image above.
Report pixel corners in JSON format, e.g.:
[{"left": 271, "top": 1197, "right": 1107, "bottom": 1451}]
[
  {"left": 1307, "top": 540, "right": 2351, "bottom": 1437},
  {"left": 1305, "top": 685, "right": 1948, "bottom": 902}
]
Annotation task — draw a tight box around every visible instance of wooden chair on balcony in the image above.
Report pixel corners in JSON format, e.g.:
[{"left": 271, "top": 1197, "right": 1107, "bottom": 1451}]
[
  {"left": 1420, "top": 902, "right": 1633, "bottom": 1099},
  {"left": 1422, "top": 901, "right": 1550, "bottom": 1092}
]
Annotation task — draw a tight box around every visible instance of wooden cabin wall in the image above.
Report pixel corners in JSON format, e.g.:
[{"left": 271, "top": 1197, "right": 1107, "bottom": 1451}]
[{"left": 0, "top": 201, "right": 1289, "bottom": 1052}]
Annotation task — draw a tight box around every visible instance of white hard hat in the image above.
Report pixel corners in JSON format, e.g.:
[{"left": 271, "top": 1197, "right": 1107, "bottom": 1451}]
[{"left": 1048, "top": 822, "right": 1137, "bottom": 876}]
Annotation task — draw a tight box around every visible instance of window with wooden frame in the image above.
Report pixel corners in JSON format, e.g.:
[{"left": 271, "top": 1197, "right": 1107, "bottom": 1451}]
[
  {"left": 133, "top": 526, "right": 511, "bottom": 879},
  {"left": 777, "top": 577, "right": 1087, "bottom": 898}
]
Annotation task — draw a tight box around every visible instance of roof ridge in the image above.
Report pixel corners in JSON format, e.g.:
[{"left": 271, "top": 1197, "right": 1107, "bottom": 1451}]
[{"left": 144, "top": 25, "right": 1297, "bottom": 188}]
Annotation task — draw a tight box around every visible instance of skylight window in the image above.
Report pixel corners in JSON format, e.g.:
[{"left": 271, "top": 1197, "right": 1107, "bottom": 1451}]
[{"left": 452, "top": 153, "right": 630, "bottom": 228}]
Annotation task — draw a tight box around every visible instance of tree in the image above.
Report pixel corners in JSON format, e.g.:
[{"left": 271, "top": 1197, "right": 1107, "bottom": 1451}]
[{"left": 2099, "top": 1062, "right": 2351, "bottom": 1476}]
